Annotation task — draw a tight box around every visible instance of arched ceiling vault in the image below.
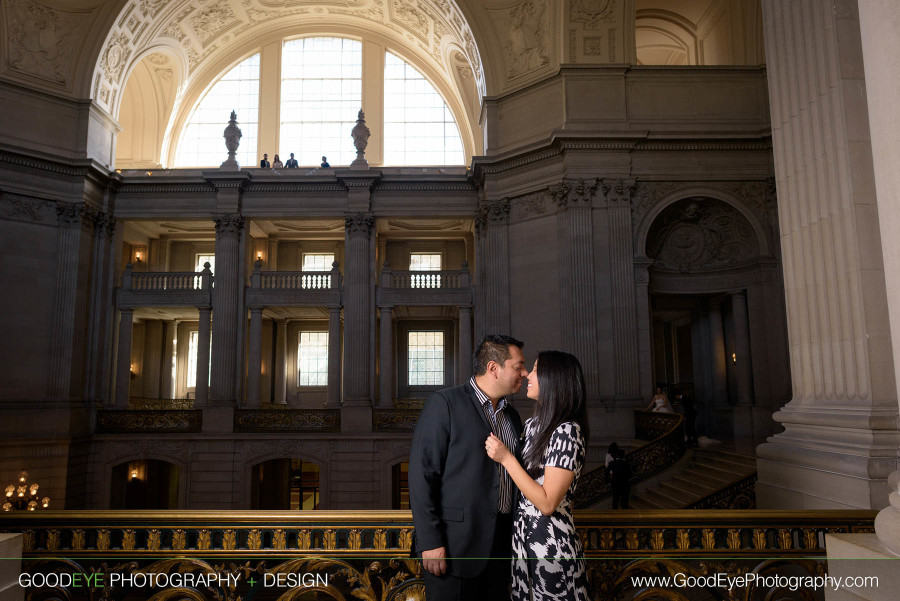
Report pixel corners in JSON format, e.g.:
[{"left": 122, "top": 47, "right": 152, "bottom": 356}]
[{"left": 92, "top": 0, "right": 486, "bottom": 120}]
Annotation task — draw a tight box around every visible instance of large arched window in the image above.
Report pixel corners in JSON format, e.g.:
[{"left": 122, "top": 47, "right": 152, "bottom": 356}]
[
  {"left": 174, "top": 55, "right": 260, "bottom": 167},
  {"left": 384, "top": 52, "right": 464, "bottom": 165},
  {"left": 280, "top": 38, "right": 362, "bottom": 166}
]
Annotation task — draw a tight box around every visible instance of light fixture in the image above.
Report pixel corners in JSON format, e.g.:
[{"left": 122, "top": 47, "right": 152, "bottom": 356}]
[
  {"left": 732, "top": 352, "right": 737, "bottom": 365},
  {"left": 3, "top": 471, "right": 49, "bottom": 511},
  {"left": 256, "top": 250, "right": 263, "bottom": 261},
  {"left": 130, "top": 469, "right": 139, "bottom": 480},
  {"left": 135, "top": 250, "right": 143, "bottom": 263}
]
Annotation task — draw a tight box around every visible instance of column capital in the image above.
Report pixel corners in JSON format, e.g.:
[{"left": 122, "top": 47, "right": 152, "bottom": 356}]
[
  {"left": 475, "top": 198, "right": 509, "bottom": 231},
  {"left": 551, "top": 178, "right": 599, "bottom": 211},
  {"left": 601, "top": 178, "right": 637, "bottom": 207},
  {"left": 214, "top": 213, "right": 245, "bottom": 236},
  {"left": 344, "top": 213, "right": 374, "bottom": 235}
]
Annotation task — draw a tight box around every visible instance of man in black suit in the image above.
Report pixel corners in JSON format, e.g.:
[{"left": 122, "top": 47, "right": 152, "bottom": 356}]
[
  {"left": 259, "top": 153, "right": 270, "bottom": 168},
  {"left": 409, "top": 334, "right": 527, "bottom": 601},
  {"left": 285, "top": 153, "right": 298, "bottom": 168}
]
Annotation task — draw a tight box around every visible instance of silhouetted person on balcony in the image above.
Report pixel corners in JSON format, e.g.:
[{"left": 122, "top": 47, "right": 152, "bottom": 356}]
[
  {"left": 608, "top": 448, "right": 631, "bottom": 509},
  {"left": 260, "top": 153, "right": 270, "bottom": 168},
  {"left": 320, "top": 156, "right": 330, "bottom": 168},
  {"left": 285, "top": 153, "right": 298, "bottom": 168}
]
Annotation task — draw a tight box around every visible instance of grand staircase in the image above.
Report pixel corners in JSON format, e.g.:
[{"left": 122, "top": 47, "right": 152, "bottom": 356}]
[{"left": 627, "top": 448, "right": 757, "bottom": 509}]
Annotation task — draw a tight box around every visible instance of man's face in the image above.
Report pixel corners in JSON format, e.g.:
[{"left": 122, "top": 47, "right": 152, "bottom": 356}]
[{"left": 493, "top": 345, "right": 527, "bottom": 397}]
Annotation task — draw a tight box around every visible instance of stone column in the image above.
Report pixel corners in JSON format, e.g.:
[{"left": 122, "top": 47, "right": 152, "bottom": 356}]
[
  {"left": 49, "top": 203, "right": 94, "bottom": 398},
  {"left": 274, "top": 320, "right": 287, "bottom": 405},
  {"left": 327, "top": 307, "right": 342, "bottom": 408},
  {"left": 113, "top": 308, "right": 134, "bottom": 408},
  {"left": 634, "top": 258, "right": 654, "bottom": 402},
  {"left": 210, "top": 213, "right": 244, "bottom": 403},
  {"left": 603, "top": 178, "right": 640, "bottom": 398},
  {"left": 757, "top": 0, "right": 899, "bottom": 509},
  {"left": 343, "top": 214, "right": 374, "bottom": 405},
  {"left": 85, "top": 213, "right": 115, "bottom": 402},
  {"left": 858, "top": 0, "right": 900, "bottom": 563},
  {"left": 160, "top": 320, "right": 176, "bottom": 400},
  {"left": 458, "top": 306, "right": 472, "bottom": 385},
  {"left": 195, "top": 307, "right": 211, "bottom": 407},
  {"left": 552, "top": 180, "right": 602, "bottom": 399},
  {"left": 475, "top": 199, "right": 510, "bottom": 337},
  {"left": 378, "top": 306, "right": 393, "bottom": 408},
  {"left": 246, "top": 308, "right": 263, "bottom": 407}
]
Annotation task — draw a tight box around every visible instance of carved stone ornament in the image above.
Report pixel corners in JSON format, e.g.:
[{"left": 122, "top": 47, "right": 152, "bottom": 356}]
[
  {"left": 345, "top": 213, "right": 375, "bottom": 235},
  {"left": 221, "top": 110, "right": 242, "bottom": 170},
  {"left": 214, "top": 213, "right": 245, "bottom": 236},
  {"left": 475, "top": 199, "right": 510, "bottom": 231},
  {"left": 100, "top": 32, "right": 132, "bottom": 85},
  {"left": 502, "top": 0, "right": 550, "bottom": 79},
  {"left": 601, "top": 178, "right": 636, "bottom": 207},
  {"left": 1, "top": 194, "right": 49, "bottom": 223},
  {"left": 646, "top": 198, "right": 760, "bottom": 272},
  {"left": 570, "top": 0, "right": 618, "bottom": 29},
  {"left": 351, "top": 110, "right": 371, "bottom": 168},
  {"left": 56, "top": 203, "right": 95, "bottom": 228},
  {"left": 6, "top": 0, "right": 84, "bottom": 85},
  {"left": 552, "top": 179, "right": 599, "bottom": 211}
]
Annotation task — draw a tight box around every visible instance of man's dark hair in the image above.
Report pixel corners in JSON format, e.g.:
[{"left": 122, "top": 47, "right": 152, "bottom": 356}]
[{"left": 472, "top": 334, "right": 524, "bottom": 376}]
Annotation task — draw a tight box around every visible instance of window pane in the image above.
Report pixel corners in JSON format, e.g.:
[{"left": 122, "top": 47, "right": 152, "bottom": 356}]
[
  {"left": 410, "top": 253, "right": 441, "bottom": 288},
  {"left": 383, "top": 52, "right": 465, "bottom": 165},
  {"left": 195, "top": 254, "right": 215, "bottom": 274},
  {"left": 302, "top": 253, "right": 335, "bottom": 272},
  {"left": 408, "top": 331, "right": 444, "bottom": 386},
  {"left": 298, "top": 331, "right": 329, "bottom": 386},
  {"left": 280, "top": 37, "right": 362, "bottom": 166},
  {"left": 186, "top": 331, "right": 211, "bottom": 389},
  {"left": 175, "top": 54, "right": 260, "bottom": 167}
]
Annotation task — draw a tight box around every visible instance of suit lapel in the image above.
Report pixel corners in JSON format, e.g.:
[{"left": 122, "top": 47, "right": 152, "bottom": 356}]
[{"left": 463, "top": 382, "right": 494, "bottom": 434}]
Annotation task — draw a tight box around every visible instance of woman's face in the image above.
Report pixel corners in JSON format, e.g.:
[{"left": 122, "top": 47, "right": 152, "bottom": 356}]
[
  {"left": 526, "top": 360, "right": 540, "bottom": 400},
  {"left": 656, "top": 387, "right": 662, "bottom": 394}
]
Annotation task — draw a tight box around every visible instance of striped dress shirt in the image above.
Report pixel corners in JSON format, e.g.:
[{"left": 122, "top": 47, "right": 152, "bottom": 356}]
[{"left": 470, "top": 376, "right": 518, "bottom": 514}]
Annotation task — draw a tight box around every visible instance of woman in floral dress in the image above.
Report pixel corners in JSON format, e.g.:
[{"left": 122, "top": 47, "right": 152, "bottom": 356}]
[{"left": 485, "top": 350, "right": 590, "bottom": 600}]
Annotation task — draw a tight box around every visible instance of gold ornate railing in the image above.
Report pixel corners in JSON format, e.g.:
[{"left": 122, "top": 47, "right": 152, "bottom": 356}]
[
  {"left": 128, "top": 397, "right": 195, "bottom": 410},
  {"left": 234, "top": 408, "right": 341, "bottom": 432},
  {"left": 0, "top": 510, "right": 877, "bottom": 601},
  {"left": 574, "top": 410, "right": 686, "bottom": 509},
  {"left": 96, "top": 409, "right": 202, "bottom": 433}
]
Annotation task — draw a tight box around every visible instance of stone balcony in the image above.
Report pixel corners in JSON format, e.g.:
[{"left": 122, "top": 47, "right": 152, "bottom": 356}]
[
  {"left": 246, "top": 261, "right": 342, "bottom": 308},
  {"left": 376, "top": 263, "right": 473, "bottom": 307},
  {"left": 117, "top": 264, "right": 212, "bottom": 308}
]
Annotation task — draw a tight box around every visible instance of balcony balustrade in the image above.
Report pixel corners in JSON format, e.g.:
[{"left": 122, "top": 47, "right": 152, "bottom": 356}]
[
  {"left": 377, "top": 262, "right": 473, "bottom": 307},
  {"left": 0, "top": 509, "right": 877, "bottom": 601},
  {"left": 246, "top": 261, "right": 342, "bottom": 308},
  {"left": 117, "top": 264, "right": 213, "bottom": 308}
]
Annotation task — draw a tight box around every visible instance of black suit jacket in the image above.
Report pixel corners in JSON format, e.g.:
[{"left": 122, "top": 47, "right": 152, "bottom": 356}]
[{"left": 408, "top": 382, "right": 523, "bottom": 578}]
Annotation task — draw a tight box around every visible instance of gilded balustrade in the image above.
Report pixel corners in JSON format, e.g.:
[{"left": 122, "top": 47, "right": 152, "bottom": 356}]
[{"left": 0, "top": 510, "right": 877, "bottom": 601}]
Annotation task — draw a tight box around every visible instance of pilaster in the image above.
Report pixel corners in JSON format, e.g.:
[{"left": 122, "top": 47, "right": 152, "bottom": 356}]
[
  {"left": 210, "top": 213, "right": 245, "bottom": 404},
  {"left": 343, "top": 213, "right": 374, "bottom": 407},
  {"left": 475, "top": 199, "right": 510, "bottom": 337}
]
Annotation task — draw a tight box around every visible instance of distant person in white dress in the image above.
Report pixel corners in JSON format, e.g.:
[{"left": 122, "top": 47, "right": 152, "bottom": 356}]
[
  {"left": 646, "top": 387, "right": 674, "bottom": 413},
  {"left": 272, "top": 154, "right": 284, "bottom": 169}
]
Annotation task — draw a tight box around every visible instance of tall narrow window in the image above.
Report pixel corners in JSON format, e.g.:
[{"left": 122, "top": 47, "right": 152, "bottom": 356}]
[
  {"left": 384, "top": 52, "right": 464, "bottom": 165},
  {"left": 408, "top": 331, "right": 444, "bottom": 386},
  {"left": 195, "top": 254, "right": 215, "bottom": 274},
  {"left": 175, "top": 54, "right": 260, "bottom": 167},
  {"left": 410, "top": 252, "right": 441, "bottom": 288},
  {"left": 298, "top": 331, "right": 329, "bottom": 386},
  {"left": 186, "top": 331, "right": 211, "bottom": 389},
  {"left": 280, "top": 38, "right": 362, "bottom": 166}
]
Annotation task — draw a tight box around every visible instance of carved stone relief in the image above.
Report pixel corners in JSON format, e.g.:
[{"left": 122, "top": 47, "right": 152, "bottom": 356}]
[
  {"left": 512, "top": 190, "right": 550, "bottom": 221},
  {"left": 570, "top": 0, "right": 617, "bottom": 29},
  {"left": 5, "top": 0, "right": 89, "bottom": 86},
  {"left": 0, "top": 193, "right": 54, "bottom": 226},
  {"left": 646, "top": 198, "right": 760, "bottom": 272},
  {"left": 498, "top": 0, "right": 550, "bottom": 80},
  {"left": 189, "top": 4, "right": 239, "bottom": 45}
]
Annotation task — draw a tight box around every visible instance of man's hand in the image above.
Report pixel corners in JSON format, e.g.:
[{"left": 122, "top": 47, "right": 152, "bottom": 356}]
[{"left": 421, "top": 546, "right": 447, "bottom": 576}]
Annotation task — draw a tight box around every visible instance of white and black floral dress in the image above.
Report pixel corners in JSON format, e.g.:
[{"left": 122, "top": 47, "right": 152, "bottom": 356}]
[{"left": 511, "top": 419, "right": 589, "bottom": 601}]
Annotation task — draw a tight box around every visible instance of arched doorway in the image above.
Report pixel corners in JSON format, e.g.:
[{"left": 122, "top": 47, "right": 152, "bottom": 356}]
[
  {"left": 110, "top": 460, "right": 179, "bottom": 509},
  {"left": 645, "top": 196, "right": 786, "bottom": 440},
  {"left": 251, "top": 458, "right": 320, "bottom": 510}
]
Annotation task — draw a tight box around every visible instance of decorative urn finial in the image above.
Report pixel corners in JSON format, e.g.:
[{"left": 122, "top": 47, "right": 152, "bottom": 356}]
[
  {"left": 351, "top": 109, "right": 371, "bottom": 168},
  {"left": 221, "top": 110, "right": 242, "bottom": 170}
]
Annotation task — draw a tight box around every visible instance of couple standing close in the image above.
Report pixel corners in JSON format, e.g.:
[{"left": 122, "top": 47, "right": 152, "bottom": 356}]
[{"left": 409, "top": 335, "right": 590, "bottom": 601}]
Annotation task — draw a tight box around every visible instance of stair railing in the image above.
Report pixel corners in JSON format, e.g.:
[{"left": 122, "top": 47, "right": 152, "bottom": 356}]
[{"left": 573, "top": 410, "right": 686, "bottom": 509}]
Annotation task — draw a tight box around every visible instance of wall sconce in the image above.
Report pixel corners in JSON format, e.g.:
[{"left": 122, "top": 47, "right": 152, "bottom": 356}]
[
  {"left": 130, "top": 363, "right": 137, "bottom": 380},
  {"left": 130, "top": 469, "right": 139, "bottom": 480},
  {"left": 135, "top": 250, "right": 143, "bottom": 263},
  {"left": 256, "top": 250, "right": 263, "bottom": 261},
  {"left": 732, "top": 352, "right": 737, "bottom": 365}
]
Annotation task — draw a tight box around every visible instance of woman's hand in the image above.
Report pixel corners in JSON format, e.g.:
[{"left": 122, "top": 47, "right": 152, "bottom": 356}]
[{"left": 485, "top": 433, "right": 510, "bottom": 464}]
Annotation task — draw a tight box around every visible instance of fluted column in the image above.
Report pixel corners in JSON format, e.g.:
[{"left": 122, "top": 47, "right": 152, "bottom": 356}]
[
  {"left": 475, "top": 199, "right": 510, "bottom": 336},
  {"left": 195, "top": 307, "right": 211, "bottom": 407},
  {"left": 343, "top": 214, "right": 374, "bottom": 404},
  {"left": 85, "top": 213, "right": 116, "bottom": 402},
  {"left": 552, "top": 180, "right": 601, "bottom": 399},
  {"left": 378, "top": 306, "right": 393, "bottom": 408},
  {"left": 210, "top": 213, "right": 244, "bottom": 403},
  {"left": 49, "top": 203, "right": 94, "bottom": 398},
  {"left": 458, "top": 306, "right": 472, "bottom": 385},
  {"left": 246, "top": 308, "right": 263, "bottom": 407},
  {"left": 327, "top": 307, "right": 342, "bottom": 408},
  {"left": 113, "top": 308, "right": 134, "bottom": 408},
  {"left": 758, "top": 0, "right": 899, "bottom": 509},
  {"left": 603, "top": 179, "right": 640, "bottom": 398},
  {"left": 274, "top": 320, "right": 287, "bottom": 405}
]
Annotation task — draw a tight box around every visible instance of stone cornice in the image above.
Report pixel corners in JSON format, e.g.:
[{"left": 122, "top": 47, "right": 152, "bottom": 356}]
[{"left": 0, "top": 146, "right": 113, "bottom": 183}]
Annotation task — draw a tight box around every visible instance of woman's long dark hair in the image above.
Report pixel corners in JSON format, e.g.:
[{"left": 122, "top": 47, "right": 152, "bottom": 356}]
[{"left": 523, "top": 350, "right": 590, "bottom": 474}]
